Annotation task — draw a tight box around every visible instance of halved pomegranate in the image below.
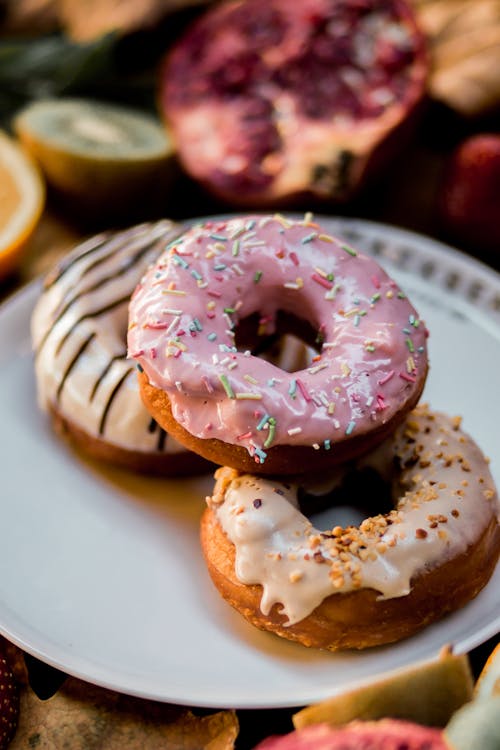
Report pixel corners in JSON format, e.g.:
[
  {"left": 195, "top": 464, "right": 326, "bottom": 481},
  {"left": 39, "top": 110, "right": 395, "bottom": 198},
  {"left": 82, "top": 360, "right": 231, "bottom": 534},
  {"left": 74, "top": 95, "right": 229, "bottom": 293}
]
[{"left": 160, "top": 0, "right": 428, "bottom": 206}]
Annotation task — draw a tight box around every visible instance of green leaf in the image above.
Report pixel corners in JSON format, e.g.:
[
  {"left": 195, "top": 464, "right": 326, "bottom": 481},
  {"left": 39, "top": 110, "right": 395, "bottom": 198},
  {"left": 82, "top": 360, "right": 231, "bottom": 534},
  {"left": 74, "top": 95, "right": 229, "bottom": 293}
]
[{"left": 0, "top": 33, "right": 120, "bottom": 126}]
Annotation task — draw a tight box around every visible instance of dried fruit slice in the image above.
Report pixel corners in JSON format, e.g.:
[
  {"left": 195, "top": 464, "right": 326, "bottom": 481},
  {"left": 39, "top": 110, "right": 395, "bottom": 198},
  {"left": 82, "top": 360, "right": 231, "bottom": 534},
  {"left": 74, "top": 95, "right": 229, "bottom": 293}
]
[
  {"left": 14, "top": 98, "right": 177, "bottom": 222},
  {"left": 293, "top": 648, "right": 473, "bottom": 730},
  {"left": 0, "top": 131, "right": 45, "bottom": 280},
  {"left": 160, "top": 0, "right": 428, "bottom": 206}
]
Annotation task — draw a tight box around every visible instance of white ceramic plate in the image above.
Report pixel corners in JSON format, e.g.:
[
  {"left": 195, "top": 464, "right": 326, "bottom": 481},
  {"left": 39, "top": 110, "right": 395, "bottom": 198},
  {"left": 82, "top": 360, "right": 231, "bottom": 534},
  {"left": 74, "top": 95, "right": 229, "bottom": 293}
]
[{"left": 1, "top": 217, "right": 499, "bottom": 709}]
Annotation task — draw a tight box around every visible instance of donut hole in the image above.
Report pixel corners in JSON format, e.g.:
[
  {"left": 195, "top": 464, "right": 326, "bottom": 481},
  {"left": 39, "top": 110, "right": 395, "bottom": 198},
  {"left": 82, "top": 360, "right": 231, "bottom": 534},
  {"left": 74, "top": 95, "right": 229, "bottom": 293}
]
[
  {"left": 235, "top": 309, "right": 320, "bottom": 371},
  {"left": 298, "top": 468, "right": 394, "bottom": 530}
]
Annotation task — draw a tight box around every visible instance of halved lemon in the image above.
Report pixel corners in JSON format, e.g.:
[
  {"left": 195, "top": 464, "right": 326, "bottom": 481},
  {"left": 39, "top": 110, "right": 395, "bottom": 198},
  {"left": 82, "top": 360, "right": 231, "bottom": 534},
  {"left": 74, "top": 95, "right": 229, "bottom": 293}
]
[{"left": 0, "top": 130, "right": 45, "bottom": 279}]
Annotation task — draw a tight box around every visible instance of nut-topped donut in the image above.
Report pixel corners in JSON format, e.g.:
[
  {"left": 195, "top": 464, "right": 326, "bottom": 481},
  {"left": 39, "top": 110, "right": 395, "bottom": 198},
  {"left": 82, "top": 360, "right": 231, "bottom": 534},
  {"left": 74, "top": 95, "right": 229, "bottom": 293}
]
[
  {"left": 128, "top": 214, "right": 428, "bottom": 474},
  {"left": 201, "top": 404, "right": 500, "bottom": 650},
  {"left": 31, "top": 220, "right": 211, "bottom": 475}
]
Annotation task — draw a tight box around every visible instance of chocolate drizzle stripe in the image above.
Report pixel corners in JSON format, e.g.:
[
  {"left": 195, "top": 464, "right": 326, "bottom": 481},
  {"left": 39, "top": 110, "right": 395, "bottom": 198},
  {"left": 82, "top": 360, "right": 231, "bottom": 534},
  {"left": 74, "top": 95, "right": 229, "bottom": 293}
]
[
  {"left": 56, "top": 333, "right": 96, "bottom": 403},
  {"left": 157, "top": 427, "right": 167, "bottom": 452},
  {"left": 36, "top": 240, "right": 161, "bottom": 359},
  {"left": 43, "top": 235, "right": 111, "bottom": 290},
  {"left": 89, "top": 352, "right": 127, "bottom": 403},
  {"left": 98, "top": 367, "right": 134, "bottom": 436},
  {"left": 53, "top": 240, "right": 161, "bottom": 324},
  {"left": 55, "top": 295, "right": 131, "bottom": 357},
  {"left": 44, "top": 225, "right": 161, "bottom": 291},
  {"left": 73, "top": 226, "right": 174, "bottom": 286},
  {"left": 146, "top": 416, "right": 168, "bottom": 452}
]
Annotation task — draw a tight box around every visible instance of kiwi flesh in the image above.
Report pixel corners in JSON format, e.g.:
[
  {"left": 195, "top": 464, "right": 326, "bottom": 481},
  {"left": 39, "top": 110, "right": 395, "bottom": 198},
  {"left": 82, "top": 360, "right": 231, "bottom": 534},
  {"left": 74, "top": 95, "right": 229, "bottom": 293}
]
[{"left": 14, "top": 98, "right": 178, "bottom": 223}]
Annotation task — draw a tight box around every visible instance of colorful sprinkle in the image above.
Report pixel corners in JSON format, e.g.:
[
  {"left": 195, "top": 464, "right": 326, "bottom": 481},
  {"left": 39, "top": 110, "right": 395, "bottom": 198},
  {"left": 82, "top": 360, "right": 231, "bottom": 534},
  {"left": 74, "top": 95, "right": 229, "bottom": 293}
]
[
  {"left": 345, "top": 420, "right": 356, "bottom": 435},
  {"left": 172, "top": 253, "right": 189, "bottom": 268},
  {"left": 257, "top": 413, "right": 271, "bottom": 430},
  {"left": 311, "top": 273, "right": 333, "bottom": 290},
  {"left": 263, "top": 418, "right": 276, "bottom": 448},
  {"left": 341, "top": 243, "right": 357, "bottom": 257},
  {"left": 378, "top": 370, "right": 395, "bottom": 385},
  {"left": 254, "top": 447, "right": 267, "bottom": 463},
  {"left": 218, "top": 373, "right": 235, "bottom": 398},
  {"left": 237, "top": 431, "right": 253, "bottom": 440},
  {"left": 296, "top": 378, "right": 312, "bottom": 402}
]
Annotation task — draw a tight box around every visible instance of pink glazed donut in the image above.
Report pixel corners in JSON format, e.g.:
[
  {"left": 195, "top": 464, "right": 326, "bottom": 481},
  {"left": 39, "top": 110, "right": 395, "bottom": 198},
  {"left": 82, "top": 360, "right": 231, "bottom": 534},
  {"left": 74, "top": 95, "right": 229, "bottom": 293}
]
[{"left": 128, "top": 214, "right": 429, "bottom": 474}]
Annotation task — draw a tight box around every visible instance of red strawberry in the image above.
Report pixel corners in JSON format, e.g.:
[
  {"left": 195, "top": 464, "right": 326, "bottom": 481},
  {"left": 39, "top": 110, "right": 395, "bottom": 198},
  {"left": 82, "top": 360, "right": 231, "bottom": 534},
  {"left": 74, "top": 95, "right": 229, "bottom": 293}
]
[
  {"left": 438, "top": 133, "right": 500, "bottom": 254},
  {"left": 0, "top": 649, "right": 19, "bottom": 749}
]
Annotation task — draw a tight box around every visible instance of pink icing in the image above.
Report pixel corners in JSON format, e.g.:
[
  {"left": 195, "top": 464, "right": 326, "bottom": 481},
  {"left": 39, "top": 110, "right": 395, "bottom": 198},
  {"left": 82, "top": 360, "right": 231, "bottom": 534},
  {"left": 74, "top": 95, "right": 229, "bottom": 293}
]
[{"left": 127, "top": 215, "right": 428, "bottom": 463}]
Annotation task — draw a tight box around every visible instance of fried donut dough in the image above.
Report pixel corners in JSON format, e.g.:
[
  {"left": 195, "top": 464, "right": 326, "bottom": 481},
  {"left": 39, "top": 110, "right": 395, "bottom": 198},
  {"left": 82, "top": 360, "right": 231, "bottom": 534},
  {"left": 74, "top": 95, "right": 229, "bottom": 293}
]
[
  {"left": 129, "top": 214, "right": 428, "bottom": 474},
  {"left": 201, "top": 405, "right": 500, "bottom": 650}
]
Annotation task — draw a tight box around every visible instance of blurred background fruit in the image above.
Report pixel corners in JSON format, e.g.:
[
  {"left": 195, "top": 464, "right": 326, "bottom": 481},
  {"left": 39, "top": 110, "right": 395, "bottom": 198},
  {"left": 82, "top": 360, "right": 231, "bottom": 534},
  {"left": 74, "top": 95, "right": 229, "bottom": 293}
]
[
  {"left": 14, "top": 98, "right": 178, "bottom": 226},
  {"left": 0, "top": 0, "right": 498, "bottom": 273},
  {"left": 0, "top": 130, "right": 45, "bottom": 280},
  {"left": 411, "top": 0, "right": 500, "bottom": 119},
  {"left": 160, "top": 0, "right": 429, "bottom": 208},
  {"left": 437, "top": 133, "right": 500, "bottom": 255},
  {"left": 293, "top": 649, "right": 473, "bottom": 730}
]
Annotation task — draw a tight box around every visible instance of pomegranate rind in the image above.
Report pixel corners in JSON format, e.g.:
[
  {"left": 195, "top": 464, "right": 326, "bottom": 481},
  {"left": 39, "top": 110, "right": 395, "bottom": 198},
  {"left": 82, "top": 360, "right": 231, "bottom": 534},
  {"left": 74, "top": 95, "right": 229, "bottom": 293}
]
[{"left": 160, "top": 0, "right": 428, "bottom": 206}]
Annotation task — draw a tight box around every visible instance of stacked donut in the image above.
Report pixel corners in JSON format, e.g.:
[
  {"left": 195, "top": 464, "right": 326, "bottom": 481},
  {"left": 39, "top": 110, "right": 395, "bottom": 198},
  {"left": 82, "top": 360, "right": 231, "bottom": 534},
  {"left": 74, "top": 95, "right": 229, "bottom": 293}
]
[
  {"left": 31, "top": 219, "right": 212, "bottom": 476},
  {"left": 31, "top": 213, "right": 500, "bottom": 650},
  {"left": 126, "top": 213, "right": 500, "bottom": 650}
]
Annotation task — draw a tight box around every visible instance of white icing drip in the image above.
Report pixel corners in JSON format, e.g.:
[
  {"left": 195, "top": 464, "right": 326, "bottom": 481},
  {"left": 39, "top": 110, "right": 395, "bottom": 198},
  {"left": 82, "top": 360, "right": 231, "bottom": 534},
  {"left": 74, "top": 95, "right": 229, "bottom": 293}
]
[
  {"left": 31, "top": 220, "right": 190, "bottom": 455},
  {"left": 211, "top": 407, "right": 499, "bottom": 625}
]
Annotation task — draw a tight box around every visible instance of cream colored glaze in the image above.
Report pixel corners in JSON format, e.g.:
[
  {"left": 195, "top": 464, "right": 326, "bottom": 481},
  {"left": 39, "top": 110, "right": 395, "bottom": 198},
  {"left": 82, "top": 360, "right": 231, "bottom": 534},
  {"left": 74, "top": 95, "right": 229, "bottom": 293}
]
[
  {"left": 31, "top": 220, "right": 192, "bottom": 455},
  {"left": 209, "top": 405, "right": 500, "bottom": 625},
  {"left": 128, "top": 214, "right": 428, "bottom": 464}
]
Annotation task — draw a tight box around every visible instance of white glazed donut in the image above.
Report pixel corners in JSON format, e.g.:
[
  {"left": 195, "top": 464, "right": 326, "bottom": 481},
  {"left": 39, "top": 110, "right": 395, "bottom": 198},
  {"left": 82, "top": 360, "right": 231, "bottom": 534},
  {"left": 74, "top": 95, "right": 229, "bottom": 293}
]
[
  {"left": 31, "top": 220, "right": 212, "bottom": 475},
  {"left": 201, "top": 404, "right": 500, "bottom": 649}
]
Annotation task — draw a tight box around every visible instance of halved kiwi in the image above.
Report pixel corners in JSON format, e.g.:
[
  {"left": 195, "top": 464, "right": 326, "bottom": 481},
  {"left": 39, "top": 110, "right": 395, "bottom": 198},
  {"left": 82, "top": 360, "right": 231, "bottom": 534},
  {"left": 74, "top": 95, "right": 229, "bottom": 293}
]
[{"left": 13, "top": 98, "right": 178, "bottom": 223}]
